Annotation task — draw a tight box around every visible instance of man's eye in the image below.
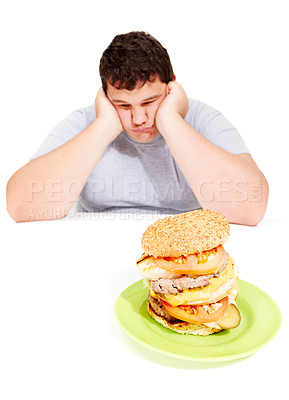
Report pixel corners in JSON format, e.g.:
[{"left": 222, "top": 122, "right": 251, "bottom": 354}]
[
  {"left": 119, "top": 105, "right": 130, "bottom": 109},
  {"left": 143, "top": 101, "right": 153, "bottom": 106}
]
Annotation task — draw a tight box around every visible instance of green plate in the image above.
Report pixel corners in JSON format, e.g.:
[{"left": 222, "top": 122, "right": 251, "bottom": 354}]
[{"left": 115, "top": 279, "right": 282, "bottom": 362}]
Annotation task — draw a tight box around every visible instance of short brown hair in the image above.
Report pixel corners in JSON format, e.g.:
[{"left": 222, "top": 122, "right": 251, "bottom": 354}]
[{"left": 99, "top": 31, "right": 174, "bottom": 94}]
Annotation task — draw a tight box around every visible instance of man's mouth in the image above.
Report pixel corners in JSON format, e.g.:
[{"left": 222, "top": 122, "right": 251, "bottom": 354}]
[{"left": 132, "top": 126, "right": 153, "bottom": 133}]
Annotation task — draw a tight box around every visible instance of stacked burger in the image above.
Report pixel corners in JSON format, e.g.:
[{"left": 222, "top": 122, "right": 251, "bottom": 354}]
[{"left": 136, "top": 209, "right": 241, "bottom": 335}]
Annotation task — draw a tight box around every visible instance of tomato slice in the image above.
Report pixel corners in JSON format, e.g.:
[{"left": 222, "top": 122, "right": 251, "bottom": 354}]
[
  {"left": 154, "top": 245, "right": 226, "bottom": 275},
  {"left": 161, "top": 297, "right": 228, "bottom": 323},
  {"left": 154, "top": 254, "right": 198, "bottom": 274},
  {"left": 191, "top": 245, "right": 227, "bottom": 275}
]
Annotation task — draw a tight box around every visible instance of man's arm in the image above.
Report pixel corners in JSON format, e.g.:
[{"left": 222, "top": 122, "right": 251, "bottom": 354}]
[
  {"left": 6, "top": 89, "right": 123, "bottom": 222},
  {"left": 156, "top": 82, "right": 269, "bottom": 226}
]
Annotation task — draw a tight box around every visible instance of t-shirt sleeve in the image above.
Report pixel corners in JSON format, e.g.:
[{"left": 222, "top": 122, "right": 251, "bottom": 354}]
[
  {"left": 30, "top": 108, "right": 88, "bottom": 160},
  {"left": 185, "top": 99, "right": 250, "bottom": 155}
]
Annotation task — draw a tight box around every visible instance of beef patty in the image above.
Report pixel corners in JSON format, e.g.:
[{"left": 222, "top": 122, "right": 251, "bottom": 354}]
[{"left": 148, "top": 293, "right": 180, "bottom": 323}]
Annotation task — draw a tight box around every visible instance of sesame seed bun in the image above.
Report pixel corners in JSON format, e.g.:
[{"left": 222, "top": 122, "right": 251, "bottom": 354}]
[
  {"left": 147, "top": 302, "right": 222, "bottom": 336},
  {"left": 141, "top": 209, "right": 230, "bottom": 258}
]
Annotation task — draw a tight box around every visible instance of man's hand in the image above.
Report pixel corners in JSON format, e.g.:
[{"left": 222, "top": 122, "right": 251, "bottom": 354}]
[
  {"left": 156, "top": 81, "right": 189, "bottom": 131},
  {"left": 95, "top": 87, "right": 124, "bottom": 141}
]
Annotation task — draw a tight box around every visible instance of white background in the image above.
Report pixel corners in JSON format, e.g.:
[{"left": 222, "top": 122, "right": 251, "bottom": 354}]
[{"left": 1, "top": 1, "right": 288, "bottom": 399}]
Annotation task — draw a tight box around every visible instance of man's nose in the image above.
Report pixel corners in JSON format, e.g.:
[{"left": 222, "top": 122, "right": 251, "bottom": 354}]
[{"left": 131, "top": 107, "right": 147, "bottom": 125}]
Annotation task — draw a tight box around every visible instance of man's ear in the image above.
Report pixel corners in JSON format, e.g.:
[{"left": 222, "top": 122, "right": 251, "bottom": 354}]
[{"left": 173, "top": 75, "right": 176, "bottom": 81}]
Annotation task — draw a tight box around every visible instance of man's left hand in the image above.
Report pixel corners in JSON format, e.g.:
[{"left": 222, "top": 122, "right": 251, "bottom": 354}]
[{"left": 156, "top": 81, "right": 189, "bottom": 130}]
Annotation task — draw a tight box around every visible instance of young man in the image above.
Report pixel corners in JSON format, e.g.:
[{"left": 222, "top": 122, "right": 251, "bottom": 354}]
[{"left": 6, "top": 31, "right": 268, "bottom": 225}]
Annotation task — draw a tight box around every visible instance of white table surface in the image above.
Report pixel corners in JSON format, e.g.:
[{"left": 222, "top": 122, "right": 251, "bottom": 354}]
[{"left": 0, "top": 212, "right": 287, "bottom": 400}]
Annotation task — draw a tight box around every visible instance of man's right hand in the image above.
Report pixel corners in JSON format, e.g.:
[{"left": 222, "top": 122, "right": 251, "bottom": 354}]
[{"left": 95, "top": 87, "right": 124, "bottom": 142}]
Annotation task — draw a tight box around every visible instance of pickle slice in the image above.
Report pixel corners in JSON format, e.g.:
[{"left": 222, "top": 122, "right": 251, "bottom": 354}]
[{"left": 217, "top": 304, "right": 241, "bottom": 329}]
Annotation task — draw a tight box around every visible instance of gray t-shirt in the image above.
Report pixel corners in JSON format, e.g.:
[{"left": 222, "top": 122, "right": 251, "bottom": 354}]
[{"left": 31, "top": 98, "right": 249, "bottom": 214}]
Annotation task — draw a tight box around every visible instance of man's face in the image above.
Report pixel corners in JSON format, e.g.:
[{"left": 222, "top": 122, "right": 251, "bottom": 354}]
[{"left": 106, "top": 77, "right": 167, "bottom": 143}]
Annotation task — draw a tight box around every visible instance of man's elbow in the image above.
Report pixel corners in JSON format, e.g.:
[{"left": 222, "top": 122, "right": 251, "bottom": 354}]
[
  {"left": 6, "top": 174, "right": 71, "bottom": 222},
  {"left": 7, "top": 202, "right": 23, "bottom": 223},
  {"left": 228, "top": 206, "right": 266, "bottom": 226},
  {"left": 6, "top": 187, "right": 69, "bottom": 223},
  {"left": 7, "top": 203, "right": 68, "bottom": 222},
  {"left": 242, "top": 208, "right": 266, "bottom": 226},
  {"left": 236, "top": 180, "right": 269, "bottom": 226},
  {"left": 6, "top": 179, "right": 23, "bottom": 222}
]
